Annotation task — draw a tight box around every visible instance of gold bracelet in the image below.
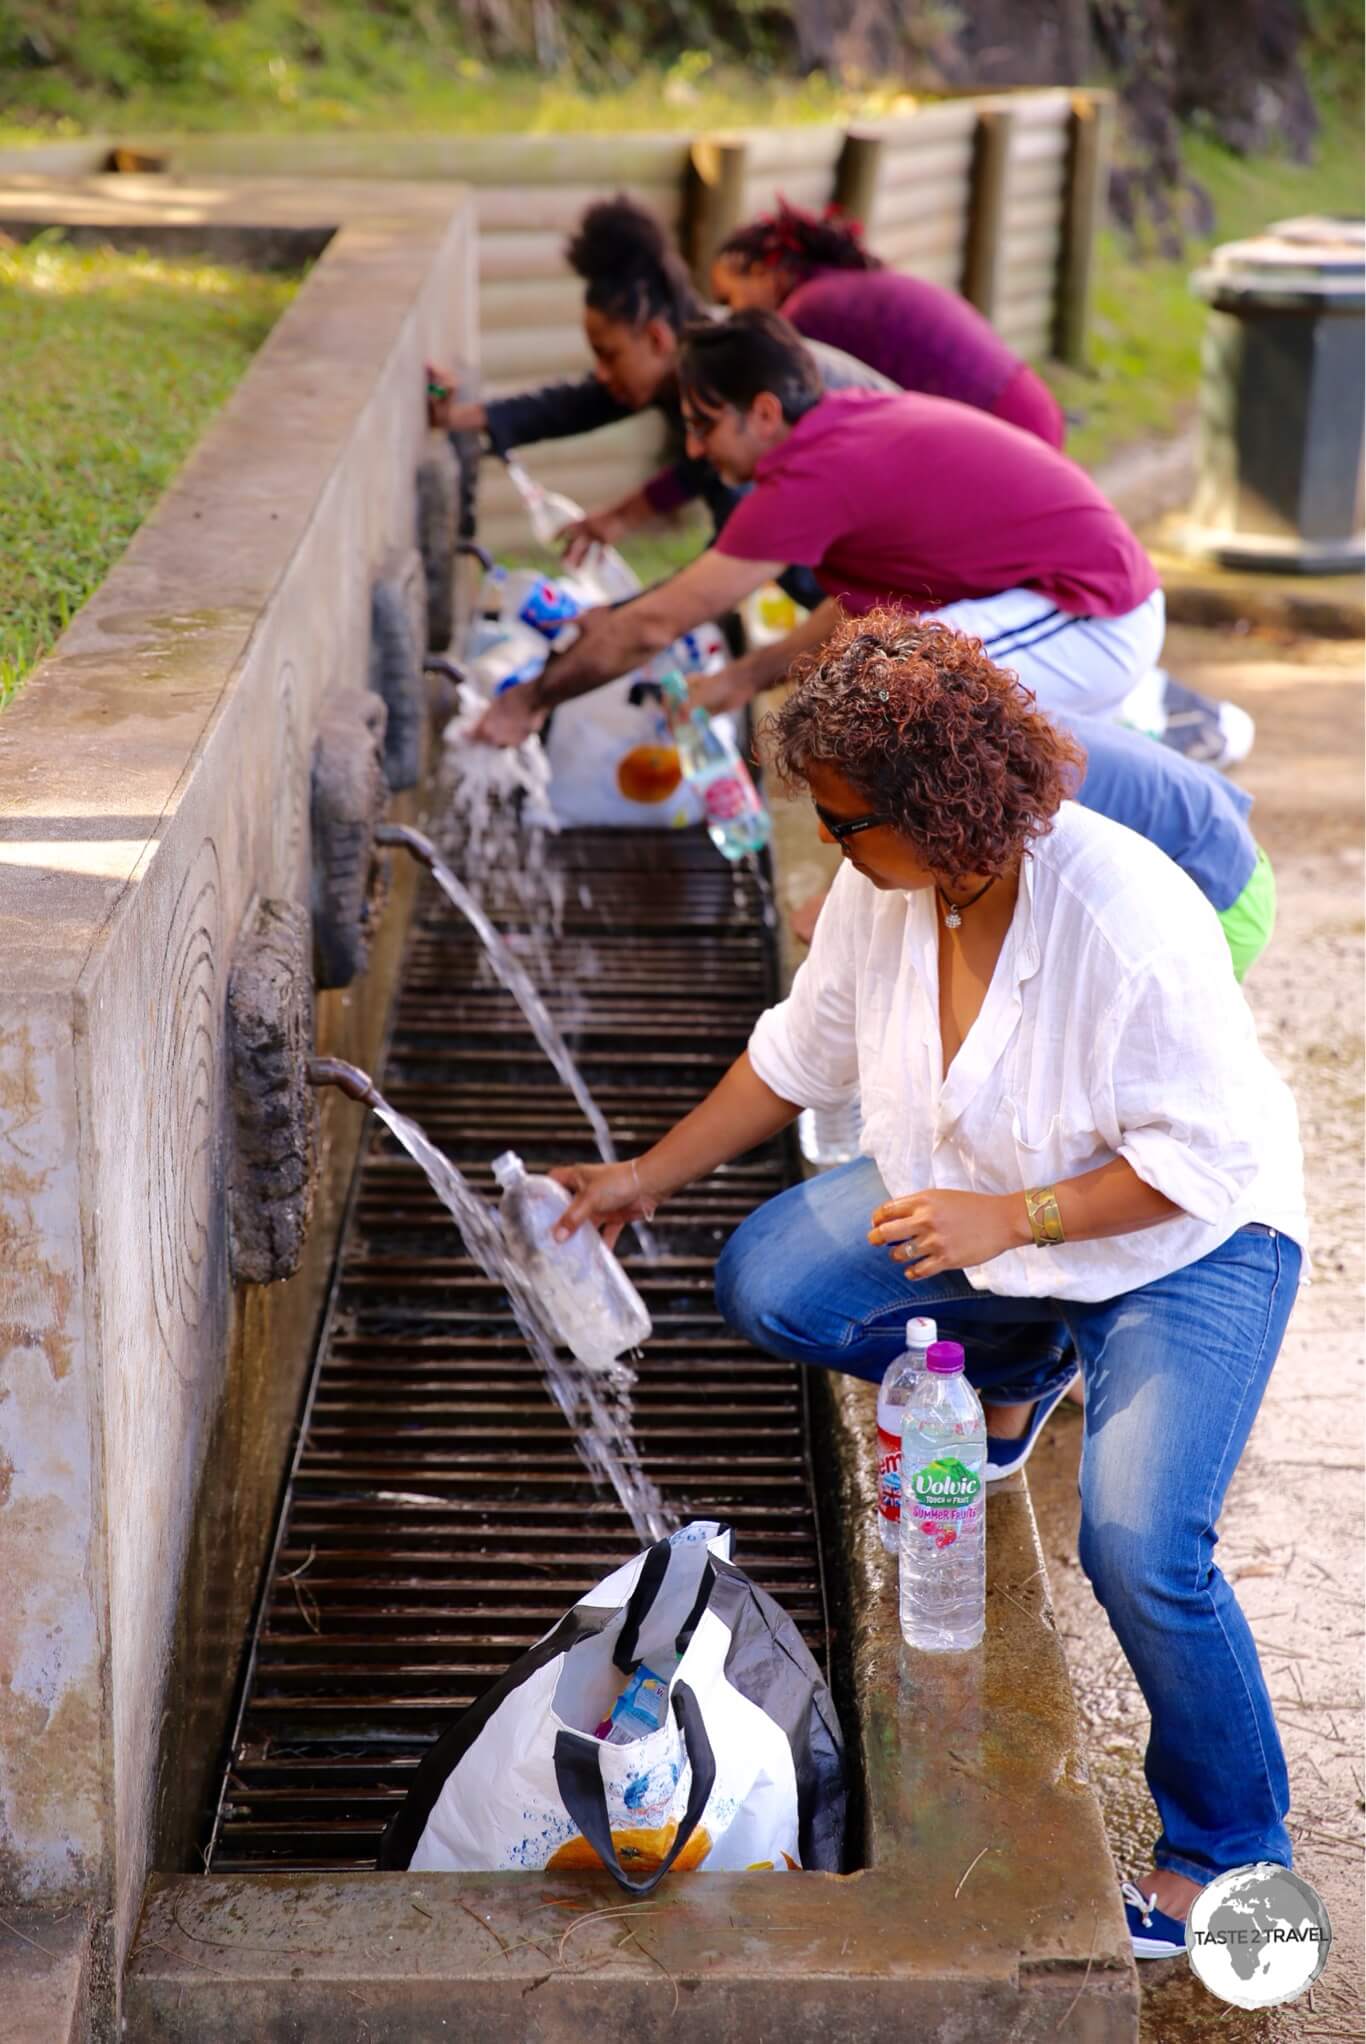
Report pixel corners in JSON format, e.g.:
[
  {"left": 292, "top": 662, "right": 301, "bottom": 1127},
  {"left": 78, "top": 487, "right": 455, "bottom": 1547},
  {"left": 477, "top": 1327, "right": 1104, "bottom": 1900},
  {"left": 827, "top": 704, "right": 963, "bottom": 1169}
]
[{"left": 1024, "top": 1186, "right": 1065, "bottom": 1247}]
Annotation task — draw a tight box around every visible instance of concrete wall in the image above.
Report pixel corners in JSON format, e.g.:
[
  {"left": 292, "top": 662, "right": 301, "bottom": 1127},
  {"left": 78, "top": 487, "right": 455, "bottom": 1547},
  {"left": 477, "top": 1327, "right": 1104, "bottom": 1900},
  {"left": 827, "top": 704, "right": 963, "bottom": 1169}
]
[{"left": 0, "top": 173, "right": 477, "bottom": 2013}]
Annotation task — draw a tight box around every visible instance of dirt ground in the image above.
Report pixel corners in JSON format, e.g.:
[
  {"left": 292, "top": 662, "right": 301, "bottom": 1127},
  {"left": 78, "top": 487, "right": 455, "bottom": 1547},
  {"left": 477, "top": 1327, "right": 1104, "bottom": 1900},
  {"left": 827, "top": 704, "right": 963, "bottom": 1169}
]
[{"left": 1025, "top": 621, "right": 1365, "bottom": 2041}]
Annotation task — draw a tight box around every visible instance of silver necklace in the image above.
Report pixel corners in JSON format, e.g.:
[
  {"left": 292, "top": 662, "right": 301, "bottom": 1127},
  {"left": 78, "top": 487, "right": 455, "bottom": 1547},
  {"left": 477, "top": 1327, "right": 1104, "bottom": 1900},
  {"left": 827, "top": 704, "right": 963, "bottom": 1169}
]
[{"left": 936, "top": 876, "right": 996, "bottom": 930}]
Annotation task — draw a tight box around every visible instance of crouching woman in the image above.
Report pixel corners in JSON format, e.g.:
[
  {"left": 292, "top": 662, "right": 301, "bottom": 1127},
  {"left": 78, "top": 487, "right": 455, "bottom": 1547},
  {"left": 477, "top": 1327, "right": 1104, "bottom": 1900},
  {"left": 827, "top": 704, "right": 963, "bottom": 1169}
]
[{"left": 553, "top": 609, "right": 1307, "bottom": 1953}]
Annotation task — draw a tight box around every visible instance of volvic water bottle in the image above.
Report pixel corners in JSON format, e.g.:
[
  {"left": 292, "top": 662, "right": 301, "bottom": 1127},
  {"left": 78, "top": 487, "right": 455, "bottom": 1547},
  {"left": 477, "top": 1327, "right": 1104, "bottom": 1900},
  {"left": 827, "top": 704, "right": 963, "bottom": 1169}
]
[
  {"left": 492, "top": 1151, "right": 651, "bottom": 1368},
  {"left": 899, "top": 1341, "right": 987, "bottom": 1651},
  {"left": 876, "top": 1317, "right": 938, "bottom": 1555},
  {"left": 657, "top": 668, "right": 771, "bottom": 862}
]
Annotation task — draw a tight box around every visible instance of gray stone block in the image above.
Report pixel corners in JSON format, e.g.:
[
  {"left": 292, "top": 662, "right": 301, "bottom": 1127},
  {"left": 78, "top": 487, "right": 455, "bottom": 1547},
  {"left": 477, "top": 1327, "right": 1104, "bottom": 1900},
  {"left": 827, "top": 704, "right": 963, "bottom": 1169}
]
[
  {"left": 226, "top": 900, "right": 318, "bottom": 1287},
  {"left": 416, "top": 440, "right": 458, "bottom": 651},
  {"left": 368, "top": 548, "right": 428, "bottom": 790},
  {"left": 310, "top": 689, "right": 390, "bottom": 989}
]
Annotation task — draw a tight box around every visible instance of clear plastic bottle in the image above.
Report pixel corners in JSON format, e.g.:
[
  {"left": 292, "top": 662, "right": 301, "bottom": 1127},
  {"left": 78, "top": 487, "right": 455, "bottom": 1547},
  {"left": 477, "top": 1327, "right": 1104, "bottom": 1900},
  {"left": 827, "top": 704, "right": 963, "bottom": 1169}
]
[
  {"left": 876, "top": 1317, "right": 938, "bottom": 1555},
  {"left": 798, "top": 1099, "right": 863, "bottom": 1170},
  {"left": 657, "top": 667, "right": 771, "bottom": 862},
  {"left": 491, "top": 1151, "right": 652, "bottom": 1368},
  {"left": 898, "top": 1340, "right": 987, "bottom": 1651}
]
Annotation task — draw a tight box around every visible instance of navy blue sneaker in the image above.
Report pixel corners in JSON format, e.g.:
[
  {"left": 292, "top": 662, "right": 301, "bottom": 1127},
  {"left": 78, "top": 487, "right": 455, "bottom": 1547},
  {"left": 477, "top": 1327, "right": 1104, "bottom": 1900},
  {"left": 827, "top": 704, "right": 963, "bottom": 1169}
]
[
  {"left": 983, "top": 1374, "right": 1079, "bottom": 1482},
  {"left": 1121, "top": 1880, "right": 1188, "bottom": 1959}
]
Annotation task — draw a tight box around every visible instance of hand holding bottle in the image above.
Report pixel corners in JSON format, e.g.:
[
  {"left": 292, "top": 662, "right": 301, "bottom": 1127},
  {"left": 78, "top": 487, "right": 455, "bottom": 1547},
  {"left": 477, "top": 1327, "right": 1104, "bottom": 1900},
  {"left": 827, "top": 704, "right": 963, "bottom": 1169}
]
[{"left": 551, "top": 1159, "right": 659, "bottom": 1252}]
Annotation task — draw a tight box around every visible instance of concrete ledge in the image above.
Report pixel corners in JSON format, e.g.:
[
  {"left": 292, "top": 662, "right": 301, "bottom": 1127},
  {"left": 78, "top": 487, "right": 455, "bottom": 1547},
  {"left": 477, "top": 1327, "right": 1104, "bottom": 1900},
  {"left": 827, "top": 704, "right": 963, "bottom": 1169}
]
[
  {"left": 0, "top": 171, "right": 476, "bottom": 2029},
  {"left": 0, "top": 1907, "right": 93, "bottom": 2044}
]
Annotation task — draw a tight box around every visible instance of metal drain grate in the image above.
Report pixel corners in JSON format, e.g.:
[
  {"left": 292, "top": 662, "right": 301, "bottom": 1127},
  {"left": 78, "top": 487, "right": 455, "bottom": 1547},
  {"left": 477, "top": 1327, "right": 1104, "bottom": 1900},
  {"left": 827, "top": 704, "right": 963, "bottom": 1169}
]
[{"left": 208, "top": 830, "right": 828, "bottom": 1873}]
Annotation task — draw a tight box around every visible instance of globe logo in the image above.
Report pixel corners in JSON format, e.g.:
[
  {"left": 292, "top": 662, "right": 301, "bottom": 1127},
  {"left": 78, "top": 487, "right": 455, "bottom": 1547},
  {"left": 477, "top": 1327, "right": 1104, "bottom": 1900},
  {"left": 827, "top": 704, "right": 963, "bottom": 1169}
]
[{"left": 1185, "top": 1863, "right": 1332, "bottom": 2008}]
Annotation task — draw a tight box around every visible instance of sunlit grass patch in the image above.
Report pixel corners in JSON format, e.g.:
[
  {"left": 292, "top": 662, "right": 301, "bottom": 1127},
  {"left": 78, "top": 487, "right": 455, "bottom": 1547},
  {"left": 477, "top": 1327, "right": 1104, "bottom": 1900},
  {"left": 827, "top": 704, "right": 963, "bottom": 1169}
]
[{"left": 0, "top": 232, "right": 298, "bottom": 704}]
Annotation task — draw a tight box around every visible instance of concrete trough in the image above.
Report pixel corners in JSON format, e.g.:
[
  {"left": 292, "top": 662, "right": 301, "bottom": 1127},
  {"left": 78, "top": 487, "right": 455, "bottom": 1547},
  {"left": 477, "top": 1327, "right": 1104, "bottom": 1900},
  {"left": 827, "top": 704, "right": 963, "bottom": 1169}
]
[{"left": 0, "top": 172, "right": 1137, "bottom": 2041}]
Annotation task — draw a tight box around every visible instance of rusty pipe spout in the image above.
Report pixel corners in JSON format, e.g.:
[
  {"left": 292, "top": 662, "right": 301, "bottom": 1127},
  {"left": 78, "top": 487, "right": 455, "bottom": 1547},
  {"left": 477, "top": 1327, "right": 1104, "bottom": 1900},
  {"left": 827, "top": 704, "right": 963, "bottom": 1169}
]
[
  {"left": 373, "top": 821, "right": 439, "bottom": 871},
  {"left": 306, "top": 1056, "right": 384, "bottom": 1109}
]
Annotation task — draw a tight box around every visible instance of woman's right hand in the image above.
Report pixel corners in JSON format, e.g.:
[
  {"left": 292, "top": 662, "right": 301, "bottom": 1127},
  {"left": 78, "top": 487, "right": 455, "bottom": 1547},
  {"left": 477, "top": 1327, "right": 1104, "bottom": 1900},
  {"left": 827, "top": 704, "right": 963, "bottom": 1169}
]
[
  {"left": 550, "top": 1160, "right": 658, "bottom": 1252},
  {"left": 425, "top": 363, "right": 485, "bottom": 435},
  {"left": 560, "top": 509, "right": 627, "bottom": 568}
]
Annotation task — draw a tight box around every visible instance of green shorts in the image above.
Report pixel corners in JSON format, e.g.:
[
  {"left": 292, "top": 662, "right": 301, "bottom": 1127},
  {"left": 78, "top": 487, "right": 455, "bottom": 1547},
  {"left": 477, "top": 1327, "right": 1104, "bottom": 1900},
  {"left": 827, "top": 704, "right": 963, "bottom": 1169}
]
[{"left": 1218, "top": 845, "right": 1276, "bottom": 981}]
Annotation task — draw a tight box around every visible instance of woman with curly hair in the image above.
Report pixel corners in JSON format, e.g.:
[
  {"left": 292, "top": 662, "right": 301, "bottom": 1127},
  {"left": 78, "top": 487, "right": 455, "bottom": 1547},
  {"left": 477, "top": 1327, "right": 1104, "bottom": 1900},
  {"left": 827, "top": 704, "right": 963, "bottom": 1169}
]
[
  {"left": 550, "top": 609, "right": 1306, "bottom": 1958},
  {"left": 712, "top": 200, "right": 1065, "bottom": 448}
]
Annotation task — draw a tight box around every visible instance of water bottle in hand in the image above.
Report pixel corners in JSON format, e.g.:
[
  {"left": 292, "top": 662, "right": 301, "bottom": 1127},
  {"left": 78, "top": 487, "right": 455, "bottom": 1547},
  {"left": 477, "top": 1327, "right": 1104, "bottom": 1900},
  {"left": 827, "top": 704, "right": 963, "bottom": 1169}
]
[
  {"left": 899, "top": 1341, "right": 986, "bottom": 1651},
  {"left": 657, "top": 667, "right": 771, "bottom": 862},
  {"left": 876, "top": 1317, "right": 938, "bottom": 1554},
  {"left": 492, "top": 1151, "right": 651, "bottom": 1368}
]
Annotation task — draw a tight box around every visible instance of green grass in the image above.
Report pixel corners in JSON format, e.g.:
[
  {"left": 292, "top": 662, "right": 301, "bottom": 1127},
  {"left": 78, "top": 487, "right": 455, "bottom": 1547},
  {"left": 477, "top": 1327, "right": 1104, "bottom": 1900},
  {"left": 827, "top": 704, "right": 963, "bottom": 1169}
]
[
  {"left": 1045, "top": 99, "right": 1365, "bottom": 473},
  {"left": 0, "top": 6, "right": 889, "bottom": 139},
  {"left": 0, "top": 232, "right": 298, "bottom": 703}
]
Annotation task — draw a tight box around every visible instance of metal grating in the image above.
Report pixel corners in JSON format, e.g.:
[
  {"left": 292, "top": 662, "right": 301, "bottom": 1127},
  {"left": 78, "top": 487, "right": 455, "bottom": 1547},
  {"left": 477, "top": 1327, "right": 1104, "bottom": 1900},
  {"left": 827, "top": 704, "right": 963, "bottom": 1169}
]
[{"left": 208, "top": 830, "right": 829, "bottom": 1873}]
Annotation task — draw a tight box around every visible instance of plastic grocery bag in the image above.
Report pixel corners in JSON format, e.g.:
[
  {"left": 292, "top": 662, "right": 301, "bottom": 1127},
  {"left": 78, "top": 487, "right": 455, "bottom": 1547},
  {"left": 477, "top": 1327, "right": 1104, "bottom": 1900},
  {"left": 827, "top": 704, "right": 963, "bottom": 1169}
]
[
  {"left": 487, "top": 464, "right": 734, "bottom": 829},
  {"left": 379, "top": 1521, "right": 846, "bottom": 1891}
]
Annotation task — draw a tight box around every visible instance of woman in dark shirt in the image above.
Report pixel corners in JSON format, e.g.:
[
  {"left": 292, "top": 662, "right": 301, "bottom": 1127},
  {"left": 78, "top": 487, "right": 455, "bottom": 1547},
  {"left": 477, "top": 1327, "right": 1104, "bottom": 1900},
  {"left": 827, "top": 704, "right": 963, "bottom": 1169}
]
[
  {"left": 428, "top": 196, "right": 890, "bottom": 589},
  {"left": 712, "top": 201, "right": 1065, "bottom": 449}
]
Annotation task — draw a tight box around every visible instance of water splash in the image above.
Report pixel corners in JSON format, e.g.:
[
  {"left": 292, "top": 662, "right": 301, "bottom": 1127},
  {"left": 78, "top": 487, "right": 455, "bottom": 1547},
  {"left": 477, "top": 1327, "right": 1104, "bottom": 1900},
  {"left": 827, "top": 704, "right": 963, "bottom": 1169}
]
[
  {"left": 377, "top": 823, "right": 658, "bottom": 1264},
  {"left": 377, "top": 824, "right": 616, "bottom": 1164},
  {"left": 363, "top": 1087, "right": 672, "bottom": 1544}
]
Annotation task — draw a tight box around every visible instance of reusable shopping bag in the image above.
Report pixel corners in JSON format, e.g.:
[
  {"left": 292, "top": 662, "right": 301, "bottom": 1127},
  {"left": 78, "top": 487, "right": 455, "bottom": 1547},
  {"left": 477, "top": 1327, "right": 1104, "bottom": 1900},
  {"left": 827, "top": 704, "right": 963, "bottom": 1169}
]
[{"left": 379, "top": 1521, "right": 846, "bottom": 1892}]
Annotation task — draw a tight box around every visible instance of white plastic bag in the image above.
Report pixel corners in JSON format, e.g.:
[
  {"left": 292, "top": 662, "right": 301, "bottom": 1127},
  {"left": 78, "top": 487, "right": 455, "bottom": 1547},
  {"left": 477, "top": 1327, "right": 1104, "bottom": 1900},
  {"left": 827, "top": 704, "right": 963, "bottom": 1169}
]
[
  {"left": 489, "top": 465, "right": 734, "bottom": 830},
  {"left": 380, "top": 1522, "right": 846, "bottom": 1890}
]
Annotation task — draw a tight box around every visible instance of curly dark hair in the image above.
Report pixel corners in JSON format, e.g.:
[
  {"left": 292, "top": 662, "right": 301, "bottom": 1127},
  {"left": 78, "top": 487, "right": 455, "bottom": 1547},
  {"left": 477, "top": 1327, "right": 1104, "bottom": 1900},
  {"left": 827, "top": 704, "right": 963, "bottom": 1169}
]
[
  {"left": 759, "top": 608, "right": 1085, "bottom": 879},
  {"left": 566, "top": 195, "right": 703, "bottom": 334},
  {"left": 719, "top": 200, "right": 883, "bottom": 283}
]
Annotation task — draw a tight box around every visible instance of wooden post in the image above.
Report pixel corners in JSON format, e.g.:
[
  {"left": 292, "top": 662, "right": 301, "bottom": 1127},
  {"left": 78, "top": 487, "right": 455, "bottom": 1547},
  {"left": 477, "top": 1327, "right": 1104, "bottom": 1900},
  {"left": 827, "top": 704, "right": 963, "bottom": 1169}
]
[
  {"left": 686, "top": 135, "right": 750, "bottom": 285},
  {"left": 961, "top": 107, "right": 1014, "bottom": 320},
  {"left": 834, "top": 129, "right": 884, "bottom": 233},
  {"left": 1054, "top": 90, "right": 1114, "bottom": 367}
]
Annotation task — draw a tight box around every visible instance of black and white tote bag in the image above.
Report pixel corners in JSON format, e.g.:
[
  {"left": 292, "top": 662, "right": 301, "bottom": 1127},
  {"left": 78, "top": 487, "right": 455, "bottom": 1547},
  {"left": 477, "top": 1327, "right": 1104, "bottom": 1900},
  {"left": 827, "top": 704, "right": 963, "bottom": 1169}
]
[{"left": 380, "top": 1521, "right": 845, "bottom": 1892}]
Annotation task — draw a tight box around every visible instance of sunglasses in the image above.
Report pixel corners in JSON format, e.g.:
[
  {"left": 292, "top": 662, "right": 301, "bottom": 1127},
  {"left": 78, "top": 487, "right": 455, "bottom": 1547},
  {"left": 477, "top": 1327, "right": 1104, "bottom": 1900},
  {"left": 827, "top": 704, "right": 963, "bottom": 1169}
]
[{"left": 815, "top": 804, "right": 890, "bottom": 845}]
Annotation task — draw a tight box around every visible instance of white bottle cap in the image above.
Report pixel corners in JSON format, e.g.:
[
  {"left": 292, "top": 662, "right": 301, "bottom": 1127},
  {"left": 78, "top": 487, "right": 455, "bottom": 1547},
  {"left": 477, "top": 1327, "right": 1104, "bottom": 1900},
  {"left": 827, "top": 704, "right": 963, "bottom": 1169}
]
[
  {"left": 490, "top": 1150, "right": 523, "bottom": 1189},
  {"left": 905, "top": 1316, "right": 938, "bottom": 1348}
]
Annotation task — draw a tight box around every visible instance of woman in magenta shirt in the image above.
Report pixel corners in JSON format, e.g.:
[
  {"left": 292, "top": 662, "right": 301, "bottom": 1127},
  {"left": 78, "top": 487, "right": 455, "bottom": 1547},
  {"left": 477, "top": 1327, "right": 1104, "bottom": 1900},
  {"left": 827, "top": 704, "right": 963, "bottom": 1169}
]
[{"left": 712, "top": 201, "right": 1066, "bottom": 449}]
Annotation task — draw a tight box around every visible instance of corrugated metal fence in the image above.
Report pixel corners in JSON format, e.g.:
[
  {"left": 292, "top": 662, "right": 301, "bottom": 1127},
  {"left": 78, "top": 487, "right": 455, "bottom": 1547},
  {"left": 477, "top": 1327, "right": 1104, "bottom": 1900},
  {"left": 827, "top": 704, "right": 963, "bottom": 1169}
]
[{"left": 15, "top": 90, "right": 1110, "bottom": 544}]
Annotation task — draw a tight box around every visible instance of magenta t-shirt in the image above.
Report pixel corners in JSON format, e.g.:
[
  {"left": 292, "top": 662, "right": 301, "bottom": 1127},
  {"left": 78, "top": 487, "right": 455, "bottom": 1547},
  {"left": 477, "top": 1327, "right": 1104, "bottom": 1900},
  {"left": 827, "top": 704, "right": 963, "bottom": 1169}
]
[{"left": 714, "top": 389, "right": 1158, "bottom": 618}]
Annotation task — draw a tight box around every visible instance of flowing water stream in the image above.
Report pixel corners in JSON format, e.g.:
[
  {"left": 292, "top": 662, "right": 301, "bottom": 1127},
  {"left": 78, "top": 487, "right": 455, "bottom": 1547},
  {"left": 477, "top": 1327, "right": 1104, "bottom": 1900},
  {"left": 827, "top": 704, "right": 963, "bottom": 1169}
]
[
  {"left": 376, "top": 822, "right": 658, "bottom": 1262},
  {"left": 309, "top": 1058, "right": 671, "bottom": 1543}
]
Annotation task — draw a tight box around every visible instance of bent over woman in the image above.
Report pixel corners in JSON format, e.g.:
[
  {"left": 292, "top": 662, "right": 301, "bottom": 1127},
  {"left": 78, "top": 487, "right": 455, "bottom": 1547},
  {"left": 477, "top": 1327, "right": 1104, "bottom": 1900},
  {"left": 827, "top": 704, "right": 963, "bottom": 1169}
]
[
  {"left": 713, "top": 200, "right": 1065, "bottom": 448},
  {"left": 552, "top": 609, "right": 1307, "bottom": 1958}
]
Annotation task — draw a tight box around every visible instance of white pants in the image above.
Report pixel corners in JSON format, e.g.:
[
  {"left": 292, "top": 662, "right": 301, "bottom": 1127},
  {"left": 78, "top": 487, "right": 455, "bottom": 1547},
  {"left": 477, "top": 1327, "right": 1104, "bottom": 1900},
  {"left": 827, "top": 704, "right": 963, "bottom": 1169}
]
[{"left": 923, "top": 588, "right": 1166, "bottom": 721}]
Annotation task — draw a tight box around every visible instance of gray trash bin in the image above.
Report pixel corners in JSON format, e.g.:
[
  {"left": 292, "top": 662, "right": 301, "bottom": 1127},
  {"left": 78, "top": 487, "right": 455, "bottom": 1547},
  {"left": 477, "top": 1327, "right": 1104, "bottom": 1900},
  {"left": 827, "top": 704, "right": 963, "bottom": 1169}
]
[{"left": 1186, "top": 215, "right": 1364, "bottom": 573}]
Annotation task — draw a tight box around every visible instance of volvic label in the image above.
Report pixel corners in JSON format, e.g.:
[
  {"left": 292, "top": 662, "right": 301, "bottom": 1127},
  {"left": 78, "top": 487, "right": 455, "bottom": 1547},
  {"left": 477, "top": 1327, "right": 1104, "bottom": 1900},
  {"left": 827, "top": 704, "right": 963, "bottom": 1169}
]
[
  {"left": 688, "top": 756, "right": 757, "bottom": 825},
  {"left": 909, "top": 1454, "right": 982, "bottom": 1507}
]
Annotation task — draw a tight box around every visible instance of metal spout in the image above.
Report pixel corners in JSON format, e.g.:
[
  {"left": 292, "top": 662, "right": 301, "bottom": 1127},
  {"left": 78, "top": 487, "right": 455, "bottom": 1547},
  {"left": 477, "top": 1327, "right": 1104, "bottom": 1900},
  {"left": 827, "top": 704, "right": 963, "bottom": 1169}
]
[
  {"left": 423, "top": 655, "right": 468, "bottom": 686},
  {"left": 306, "top": 1056, "right": 384, "bottom": 1109},
  {"left": 455, "top": 539, "right": 494, "bottom": 572},
  {"left": 374, "top": 821, "right": 439, "bottom": 871}
]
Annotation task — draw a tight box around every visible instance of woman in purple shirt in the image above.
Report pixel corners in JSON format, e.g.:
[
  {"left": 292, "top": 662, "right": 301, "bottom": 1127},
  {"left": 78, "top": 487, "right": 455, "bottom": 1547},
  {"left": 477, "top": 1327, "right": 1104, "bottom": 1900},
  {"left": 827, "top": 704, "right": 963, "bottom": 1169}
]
[{"left": 712, "top": 201, "right": 1066, "bottom": 449}]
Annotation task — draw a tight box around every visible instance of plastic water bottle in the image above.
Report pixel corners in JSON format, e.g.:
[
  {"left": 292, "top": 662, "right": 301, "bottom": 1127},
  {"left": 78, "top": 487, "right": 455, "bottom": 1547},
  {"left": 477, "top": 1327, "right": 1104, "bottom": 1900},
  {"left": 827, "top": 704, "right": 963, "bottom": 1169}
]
[
  {"left": 657, "top": 667, "right": 771, "bottom": 861},
  {"left": 876, "top": 1317, "right": 938, "bottom": 1555},
  {"left": 899, "top": 1340, "right": 986, "bottom": 1651},
  {"left": 479, "top": 564, "right": 585, "bottom": 643},
  {"left": 491, "top": 1151, "right": 652, "bottom": 1368},
  {"left": 798, "top": 1099, "right": 863, "bottom": 1170}
]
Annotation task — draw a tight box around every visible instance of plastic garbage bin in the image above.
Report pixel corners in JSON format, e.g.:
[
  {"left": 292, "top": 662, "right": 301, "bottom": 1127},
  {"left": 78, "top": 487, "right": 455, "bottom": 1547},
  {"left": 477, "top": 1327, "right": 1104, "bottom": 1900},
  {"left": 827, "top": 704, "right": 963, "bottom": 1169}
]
[{"left": 1186, "top": 215, "right": 1365, "bottom": 572}]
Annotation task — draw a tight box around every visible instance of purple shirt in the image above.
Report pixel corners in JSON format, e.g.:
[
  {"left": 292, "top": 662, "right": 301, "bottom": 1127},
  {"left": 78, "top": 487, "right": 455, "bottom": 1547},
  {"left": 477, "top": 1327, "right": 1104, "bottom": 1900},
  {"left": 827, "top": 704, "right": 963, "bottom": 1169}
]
[
  {"left": 714, "top": 389, "right": 1158, "bottom": 618},
  {"left": 786, "top": 268, "right": 1024, "bottom": 412}
]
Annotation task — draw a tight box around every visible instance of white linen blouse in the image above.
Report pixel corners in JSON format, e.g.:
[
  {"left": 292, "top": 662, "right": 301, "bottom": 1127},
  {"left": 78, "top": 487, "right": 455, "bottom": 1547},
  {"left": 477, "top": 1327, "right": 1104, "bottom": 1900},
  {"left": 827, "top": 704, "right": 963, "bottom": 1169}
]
[{"left": 748, "top": 802, "right": 1307, "bottom": 1301}]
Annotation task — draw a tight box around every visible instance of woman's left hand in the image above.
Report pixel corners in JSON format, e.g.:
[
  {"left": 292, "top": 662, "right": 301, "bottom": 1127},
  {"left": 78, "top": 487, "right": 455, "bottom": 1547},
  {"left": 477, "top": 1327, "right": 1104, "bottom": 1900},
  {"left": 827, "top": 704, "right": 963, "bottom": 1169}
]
[{"left": 868, "top": 1188, "right": 1025, "bottom": 1280}]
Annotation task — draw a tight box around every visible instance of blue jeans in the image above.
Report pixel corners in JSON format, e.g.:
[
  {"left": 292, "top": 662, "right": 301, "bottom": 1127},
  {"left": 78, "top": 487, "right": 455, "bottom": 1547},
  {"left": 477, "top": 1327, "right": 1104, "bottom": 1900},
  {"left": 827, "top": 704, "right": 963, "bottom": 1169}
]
[{"left": 716, "top": 1157, "right": 1303, "bottom": 1886}]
